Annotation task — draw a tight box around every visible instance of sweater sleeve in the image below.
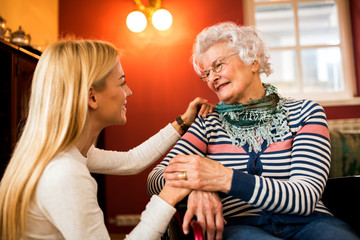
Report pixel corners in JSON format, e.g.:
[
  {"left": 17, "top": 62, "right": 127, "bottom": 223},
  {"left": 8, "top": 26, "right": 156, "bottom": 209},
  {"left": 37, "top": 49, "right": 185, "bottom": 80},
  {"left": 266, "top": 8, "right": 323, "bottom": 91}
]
[
  {"left": 87, "top": 123, "right": 180, "bottom": 175},
  {"left": 125, "top": 195, "right": 176, "bottom": 240}
]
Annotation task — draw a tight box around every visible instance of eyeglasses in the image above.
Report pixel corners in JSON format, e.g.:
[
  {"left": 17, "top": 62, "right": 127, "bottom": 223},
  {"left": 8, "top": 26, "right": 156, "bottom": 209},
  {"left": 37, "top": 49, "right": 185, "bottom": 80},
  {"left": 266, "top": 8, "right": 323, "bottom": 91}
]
[{"left": 200, "top": 52, "right": 239, "bottom": 81}]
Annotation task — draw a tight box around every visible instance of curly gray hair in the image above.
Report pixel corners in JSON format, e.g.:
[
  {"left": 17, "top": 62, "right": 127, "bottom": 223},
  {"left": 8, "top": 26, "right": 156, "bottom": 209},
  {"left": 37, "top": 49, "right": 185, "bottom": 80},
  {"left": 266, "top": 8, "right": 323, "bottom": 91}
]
[{"left": 192, "top": 22, "right": 273, "bottom": 77}]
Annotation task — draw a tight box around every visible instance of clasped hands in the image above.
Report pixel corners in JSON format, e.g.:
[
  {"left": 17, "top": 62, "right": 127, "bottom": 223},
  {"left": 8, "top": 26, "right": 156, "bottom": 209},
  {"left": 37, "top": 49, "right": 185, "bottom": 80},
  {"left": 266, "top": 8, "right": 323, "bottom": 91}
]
[{"left": 163, "top": 155, "right": 233, "bottom": 240}]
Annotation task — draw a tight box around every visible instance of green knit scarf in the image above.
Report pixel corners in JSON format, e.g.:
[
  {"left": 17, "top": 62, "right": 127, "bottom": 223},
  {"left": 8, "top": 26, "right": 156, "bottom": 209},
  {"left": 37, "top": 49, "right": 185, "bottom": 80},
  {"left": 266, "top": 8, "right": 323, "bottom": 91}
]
[{"left": 216, "top": 84, "right": 289, "bottom": 153}]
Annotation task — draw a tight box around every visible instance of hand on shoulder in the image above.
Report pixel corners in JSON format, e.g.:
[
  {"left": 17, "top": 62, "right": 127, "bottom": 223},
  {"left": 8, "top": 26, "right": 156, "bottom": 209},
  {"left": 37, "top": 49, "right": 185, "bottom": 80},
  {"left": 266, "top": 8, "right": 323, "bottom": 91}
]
[{"left": 172, "top": 97, "right": 215, "bottom": 135}]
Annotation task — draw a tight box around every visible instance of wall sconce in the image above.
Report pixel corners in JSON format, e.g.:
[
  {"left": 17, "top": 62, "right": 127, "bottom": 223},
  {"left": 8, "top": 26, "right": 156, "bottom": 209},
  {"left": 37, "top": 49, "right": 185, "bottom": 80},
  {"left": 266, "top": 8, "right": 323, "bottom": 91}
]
[{"left": 126, "top": 0, "right": 173, "bottom": 33}]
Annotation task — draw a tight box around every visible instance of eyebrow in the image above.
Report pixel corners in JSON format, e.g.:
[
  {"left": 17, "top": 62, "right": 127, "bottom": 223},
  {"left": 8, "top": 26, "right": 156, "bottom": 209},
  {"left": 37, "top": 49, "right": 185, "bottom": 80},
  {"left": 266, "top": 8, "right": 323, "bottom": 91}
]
[{"left": 209, "top": 56, "right": 226, "bottom": 67}]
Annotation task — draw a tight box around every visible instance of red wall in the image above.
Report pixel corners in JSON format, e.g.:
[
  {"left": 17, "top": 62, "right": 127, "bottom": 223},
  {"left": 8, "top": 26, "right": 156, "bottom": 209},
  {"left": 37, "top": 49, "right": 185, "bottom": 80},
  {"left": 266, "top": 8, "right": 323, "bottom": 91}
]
[
  {"left": 350, "top": 0, "right": 360, "bottom": 96},
  {"left": 59, "top": 0, "right": 360, "bottom": 234}
]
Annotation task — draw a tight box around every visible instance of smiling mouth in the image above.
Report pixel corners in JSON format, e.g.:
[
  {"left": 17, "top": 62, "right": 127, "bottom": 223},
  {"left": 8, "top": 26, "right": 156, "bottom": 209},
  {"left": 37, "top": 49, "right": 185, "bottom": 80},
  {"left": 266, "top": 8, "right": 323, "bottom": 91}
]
[{"left": 216, "top": 82, "right": 230, "bottom": 91}]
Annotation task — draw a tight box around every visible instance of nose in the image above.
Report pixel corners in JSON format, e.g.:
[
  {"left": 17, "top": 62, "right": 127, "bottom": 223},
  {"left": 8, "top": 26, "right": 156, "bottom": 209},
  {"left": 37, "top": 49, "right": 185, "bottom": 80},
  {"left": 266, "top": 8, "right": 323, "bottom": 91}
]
[
  {"left": 207, "top": 70, "right": 219, "bottom": 83},
  {"left": 125, "top": 85, "right": 132, "bottom": 98}
]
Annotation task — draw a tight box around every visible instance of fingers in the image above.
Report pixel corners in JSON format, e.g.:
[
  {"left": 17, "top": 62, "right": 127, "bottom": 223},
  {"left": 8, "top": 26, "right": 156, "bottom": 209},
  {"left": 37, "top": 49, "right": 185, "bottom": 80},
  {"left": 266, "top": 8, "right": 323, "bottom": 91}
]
[
  {"left": 182, "top": 191, "right": 225, "bottom": 240},
  {"left": 182, "top": 205, "right": 195, "bottom": 235},
  {"left": 163, "top": 170, "right": 183, "bottom": 180},
  {"left": 183, "top": 191, "right": 207, "bottom": 237},
  {"left": 182, "top": 97, "right": 214, "bottom": 125},
  {"left": 198, "top": 102, "right": 215, "bottom": 118},
  {"left": 164, "top": 156, "right": 203, "bottom": 190},
  {"left": 165, "top": 155, "right": 198, "bottom": 171},
  {"left": 214, "top": 208, "right": 225, "bottom": 240},
  {"left": 194, "top": 97, "right": 214, "bottom": 118},
  {"left": 190, "top": 97, "right": 208, "bottom": 107},
  {"left": 168, "top": 155, "right": 192, "bottom": 165},
  {"left": 195, "top": 210, "right": 207, "bottom": 238},
  {"left": 164, "top": 170, "right": 193, "bottom": 189},
  {"left": 204, "top": 193, "right": 223, "bottom": 240},
  {"left": 204, "top": 210, "right": 216, "bottom": 240},
  {"left": 166, "top": 155, "right": 234, "bottom": 193}
]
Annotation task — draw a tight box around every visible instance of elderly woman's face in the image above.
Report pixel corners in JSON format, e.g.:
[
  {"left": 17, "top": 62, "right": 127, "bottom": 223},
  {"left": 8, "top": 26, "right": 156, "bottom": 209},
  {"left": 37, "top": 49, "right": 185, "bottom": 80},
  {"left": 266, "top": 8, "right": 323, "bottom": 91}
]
[{"left": 200, "top": 42, "right": 260, "bottom": 104}]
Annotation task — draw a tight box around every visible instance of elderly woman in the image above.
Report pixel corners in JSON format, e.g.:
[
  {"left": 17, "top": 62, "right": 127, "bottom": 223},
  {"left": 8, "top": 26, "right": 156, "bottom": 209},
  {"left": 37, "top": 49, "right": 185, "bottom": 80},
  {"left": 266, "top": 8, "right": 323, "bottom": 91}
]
[
  {"left": 0, "top": 40, "right": 214, "bottom": 240},
  {"left": 147, "top": 22, "right": 359, "bottom": 240}
]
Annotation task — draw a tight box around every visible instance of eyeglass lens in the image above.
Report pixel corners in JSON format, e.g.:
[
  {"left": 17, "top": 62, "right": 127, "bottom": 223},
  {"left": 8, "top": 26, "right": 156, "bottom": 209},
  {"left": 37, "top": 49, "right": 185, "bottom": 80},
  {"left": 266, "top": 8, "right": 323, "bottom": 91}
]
[{"left": 200, "top": 52, "right": 238, "bottom": 81}]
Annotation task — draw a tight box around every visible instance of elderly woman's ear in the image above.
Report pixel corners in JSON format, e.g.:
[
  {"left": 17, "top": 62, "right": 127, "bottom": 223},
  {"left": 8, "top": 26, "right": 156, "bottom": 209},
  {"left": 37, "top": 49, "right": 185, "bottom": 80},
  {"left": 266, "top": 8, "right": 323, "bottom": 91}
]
[{"left": 251, "top": 60, "right": 260, "bottom": 73}]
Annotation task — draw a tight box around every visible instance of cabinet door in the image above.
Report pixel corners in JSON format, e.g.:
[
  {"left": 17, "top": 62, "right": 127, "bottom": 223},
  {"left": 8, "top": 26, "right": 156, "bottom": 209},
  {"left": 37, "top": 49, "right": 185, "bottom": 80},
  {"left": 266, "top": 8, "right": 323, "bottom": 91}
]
[
  {"left": 0, "top": 43, "right": 38, "bottom": 178},
  {"left": 12, "top": 55, "right": 37, "bottom": 146},
  {"left": 0, "top": 48, "right": 12, "bottom": 177}
]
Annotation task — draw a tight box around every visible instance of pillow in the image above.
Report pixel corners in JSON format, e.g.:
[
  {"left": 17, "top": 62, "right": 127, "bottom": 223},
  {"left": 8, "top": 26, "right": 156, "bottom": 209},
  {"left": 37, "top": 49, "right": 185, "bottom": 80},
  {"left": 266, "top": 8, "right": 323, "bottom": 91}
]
[{"left": 329, "top": 131, "right": 360, "bottom": 178}]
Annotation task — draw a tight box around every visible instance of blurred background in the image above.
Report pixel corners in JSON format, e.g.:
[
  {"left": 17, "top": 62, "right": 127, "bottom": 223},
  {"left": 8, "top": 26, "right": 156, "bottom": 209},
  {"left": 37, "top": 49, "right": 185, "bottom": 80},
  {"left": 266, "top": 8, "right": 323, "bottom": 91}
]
[{"left": 1, "top": 0, "right": 359, "bottom": 235}]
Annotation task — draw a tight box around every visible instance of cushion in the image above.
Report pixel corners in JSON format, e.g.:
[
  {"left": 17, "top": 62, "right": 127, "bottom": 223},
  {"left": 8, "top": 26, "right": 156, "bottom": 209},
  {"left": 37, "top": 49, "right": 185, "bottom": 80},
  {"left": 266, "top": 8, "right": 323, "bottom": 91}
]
[{"left": 329, "top": 131, "right": 360, "bottom": 178}]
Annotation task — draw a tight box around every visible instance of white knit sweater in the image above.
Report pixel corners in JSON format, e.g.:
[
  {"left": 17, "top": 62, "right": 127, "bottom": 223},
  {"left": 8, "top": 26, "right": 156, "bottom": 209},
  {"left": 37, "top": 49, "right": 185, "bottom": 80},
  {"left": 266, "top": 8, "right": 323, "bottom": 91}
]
[{"left": 26, "top": 124, "right": 179, "bottom": 240}]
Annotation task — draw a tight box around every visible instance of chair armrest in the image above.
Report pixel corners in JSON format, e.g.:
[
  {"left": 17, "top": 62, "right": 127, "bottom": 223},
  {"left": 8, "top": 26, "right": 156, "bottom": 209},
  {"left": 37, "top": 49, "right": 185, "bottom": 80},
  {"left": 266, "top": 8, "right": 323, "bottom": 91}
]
[{"left": 321, "top": 176, "right": 360, "bottom": 235}]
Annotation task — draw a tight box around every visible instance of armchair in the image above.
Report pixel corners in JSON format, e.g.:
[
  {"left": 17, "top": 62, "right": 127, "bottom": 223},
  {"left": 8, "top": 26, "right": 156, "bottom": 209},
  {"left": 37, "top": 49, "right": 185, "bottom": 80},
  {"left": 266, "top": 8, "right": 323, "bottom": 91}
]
[
  {"left": 321, "top": 127, "right": 360, "bottom": 235},
  {"left": 321, "top": 176, "right": 360, "bottom": 236}
]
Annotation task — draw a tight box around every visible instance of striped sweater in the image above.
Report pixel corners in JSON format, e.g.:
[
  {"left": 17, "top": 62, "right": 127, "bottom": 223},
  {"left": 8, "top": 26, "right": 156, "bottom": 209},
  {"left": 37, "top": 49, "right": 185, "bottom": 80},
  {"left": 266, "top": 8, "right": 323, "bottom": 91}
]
[{"left": 147, "top": 99, "right": 332, "bottom": 224}]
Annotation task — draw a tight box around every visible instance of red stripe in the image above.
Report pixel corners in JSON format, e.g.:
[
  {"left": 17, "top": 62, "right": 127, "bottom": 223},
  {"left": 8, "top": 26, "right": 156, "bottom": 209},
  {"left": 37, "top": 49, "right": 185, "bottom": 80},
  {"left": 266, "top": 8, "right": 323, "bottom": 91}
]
[
  {"left": 298, "top": 124, "right": 330, "bottom": 139},
  {"left": 265, "top": 139, "right": 293, "bottom": 152},
  {"left": 208, "top": 143, "right": 246, "bottom": 154},
  {"left": 182, "top": 132, "right": 207, "bottom": 152}
]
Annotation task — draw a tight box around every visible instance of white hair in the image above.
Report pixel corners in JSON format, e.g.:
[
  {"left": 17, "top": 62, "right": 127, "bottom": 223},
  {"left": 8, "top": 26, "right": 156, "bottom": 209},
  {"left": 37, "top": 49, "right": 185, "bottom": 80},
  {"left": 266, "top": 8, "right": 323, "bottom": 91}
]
[{"left": 192, "top": 22, "right": 273, "bottom": 76}]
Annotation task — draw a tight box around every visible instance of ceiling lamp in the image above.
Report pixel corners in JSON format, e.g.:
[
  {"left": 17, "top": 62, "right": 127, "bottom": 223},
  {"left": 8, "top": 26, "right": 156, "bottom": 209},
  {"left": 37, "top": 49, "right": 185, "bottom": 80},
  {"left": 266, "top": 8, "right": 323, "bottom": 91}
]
[
  {"left": 126, "top": 11, "right": 147, "bottom": 33},
  {"left": 126, "top": 0, "right": 173, "bottom": 33}
]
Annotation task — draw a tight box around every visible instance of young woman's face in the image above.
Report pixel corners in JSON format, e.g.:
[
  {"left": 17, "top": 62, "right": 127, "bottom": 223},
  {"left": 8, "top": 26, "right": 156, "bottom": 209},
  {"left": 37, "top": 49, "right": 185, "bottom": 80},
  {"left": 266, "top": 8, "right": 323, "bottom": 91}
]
[
  {"left": 200, "top": 42, "right": 260, "bottom": 104},
  {"left": 95, "top": 61, "right": 132, "bottom": 127}
]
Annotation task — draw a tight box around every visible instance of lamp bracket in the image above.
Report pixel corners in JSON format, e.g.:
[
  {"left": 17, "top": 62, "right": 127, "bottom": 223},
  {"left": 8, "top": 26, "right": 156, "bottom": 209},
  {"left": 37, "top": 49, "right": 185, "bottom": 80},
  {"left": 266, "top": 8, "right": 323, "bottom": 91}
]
[{"left": 133, "top": 0, "right": 162, "bottom": 17}]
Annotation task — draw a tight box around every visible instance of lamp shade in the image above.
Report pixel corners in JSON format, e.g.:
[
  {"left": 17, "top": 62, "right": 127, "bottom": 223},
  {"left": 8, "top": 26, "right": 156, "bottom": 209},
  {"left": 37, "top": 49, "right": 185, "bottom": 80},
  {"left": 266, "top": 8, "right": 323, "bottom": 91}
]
[
  {"left": 126, "top": 11, "right": 147, "bottom": 33},
  {"left": 152, "top": 9, "right": 173, "bottom": 31}
]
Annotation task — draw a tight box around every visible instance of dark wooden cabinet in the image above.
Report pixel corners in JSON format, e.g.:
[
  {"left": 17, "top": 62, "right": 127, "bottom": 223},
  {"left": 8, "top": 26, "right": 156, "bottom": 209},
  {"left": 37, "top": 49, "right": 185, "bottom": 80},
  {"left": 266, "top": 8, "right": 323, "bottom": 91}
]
[{"left": 0, "top": 39, "right": 40, "bottom": 178}]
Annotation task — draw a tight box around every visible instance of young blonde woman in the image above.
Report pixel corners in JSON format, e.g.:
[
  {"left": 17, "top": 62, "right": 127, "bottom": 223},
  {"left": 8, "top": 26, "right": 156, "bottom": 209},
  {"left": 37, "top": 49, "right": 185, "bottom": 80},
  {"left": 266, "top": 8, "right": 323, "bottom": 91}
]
[{"left": 0, "top": 40, "right": 213, "bottom": 240}]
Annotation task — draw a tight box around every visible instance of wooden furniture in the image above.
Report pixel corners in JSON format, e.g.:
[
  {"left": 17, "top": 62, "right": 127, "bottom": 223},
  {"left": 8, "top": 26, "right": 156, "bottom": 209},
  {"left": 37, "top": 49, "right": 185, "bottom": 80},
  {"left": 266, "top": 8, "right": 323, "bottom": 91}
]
[{"left": 0, "top": 39, "right": 40, "bottom": 178}]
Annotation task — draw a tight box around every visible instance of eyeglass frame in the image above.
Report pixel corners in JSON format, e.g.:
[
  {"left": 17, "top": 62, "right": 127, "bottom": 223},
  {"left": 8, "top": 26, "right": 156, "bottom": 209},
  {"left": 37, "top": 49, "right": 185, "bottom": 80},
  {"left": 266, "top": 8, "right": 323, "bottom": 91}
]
[{"left": 200, "top": 52, "right": 239, "bottom": 81}]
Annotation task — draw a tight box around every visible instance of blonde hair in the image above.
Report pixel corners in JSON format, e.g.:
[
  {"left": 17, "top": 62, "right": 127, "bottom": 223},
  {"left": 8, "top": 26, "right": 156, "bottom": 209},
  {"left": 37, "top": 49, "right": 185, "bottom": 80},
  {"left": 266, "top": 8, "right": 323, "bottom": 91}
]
[
  {"left": 192, "top": 22, "right": 273, "bottom": 77},
  {"left": 0, "top": 40, "right": 119, "bottom": 240}
]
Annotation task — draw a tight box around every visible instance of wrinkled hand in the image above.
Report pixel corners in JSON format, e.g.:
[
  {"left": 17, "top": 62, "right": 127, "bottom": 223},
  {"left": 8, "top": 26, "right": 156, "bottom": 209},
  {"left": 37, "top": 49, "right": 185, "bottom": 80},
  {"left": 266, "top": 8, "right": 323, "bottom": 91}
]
[
  {"left": 181, "top": 97, "right": 215, "bottom": 125},
  {"left": 183, "top": 190, "right": 225, "bottom": 240},
  {"left": 164, "top": 155, "right": 233, "bottom": 193},
  {"left": 158, "top": 183, "right": 191, "bottom": 207}
]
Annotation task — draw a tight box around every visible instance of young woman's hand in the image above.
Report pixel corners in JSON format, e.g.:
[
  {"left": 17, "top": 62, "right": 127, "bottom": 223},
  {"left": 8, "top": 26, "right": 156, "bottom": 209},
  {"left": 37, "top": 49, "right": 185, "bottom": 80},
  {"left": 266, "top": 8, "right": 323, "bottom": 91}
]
[
  {"left": 158, "top": 183, "right": 191, "bottom": 207},
  {"left": 181, "top": 97, "right": 215, "bottom": 125},
  {"left": 172, "top": 97, "right": 214, "bottom": 135}
]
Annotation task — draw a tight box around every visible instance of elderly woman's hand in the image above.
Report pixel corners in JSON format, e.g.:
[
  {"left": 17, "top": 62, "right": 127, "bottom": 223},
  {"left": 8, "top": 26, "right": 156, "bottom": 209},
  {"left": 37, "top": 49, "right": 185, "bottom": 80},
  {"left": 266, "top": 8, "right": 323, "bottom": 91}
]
[
  {"left": 164, "top": 155, "right": 233, "bottom": 193},
  {"left": 183, "top": 190, "right": 225, "bottom": 240}
]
